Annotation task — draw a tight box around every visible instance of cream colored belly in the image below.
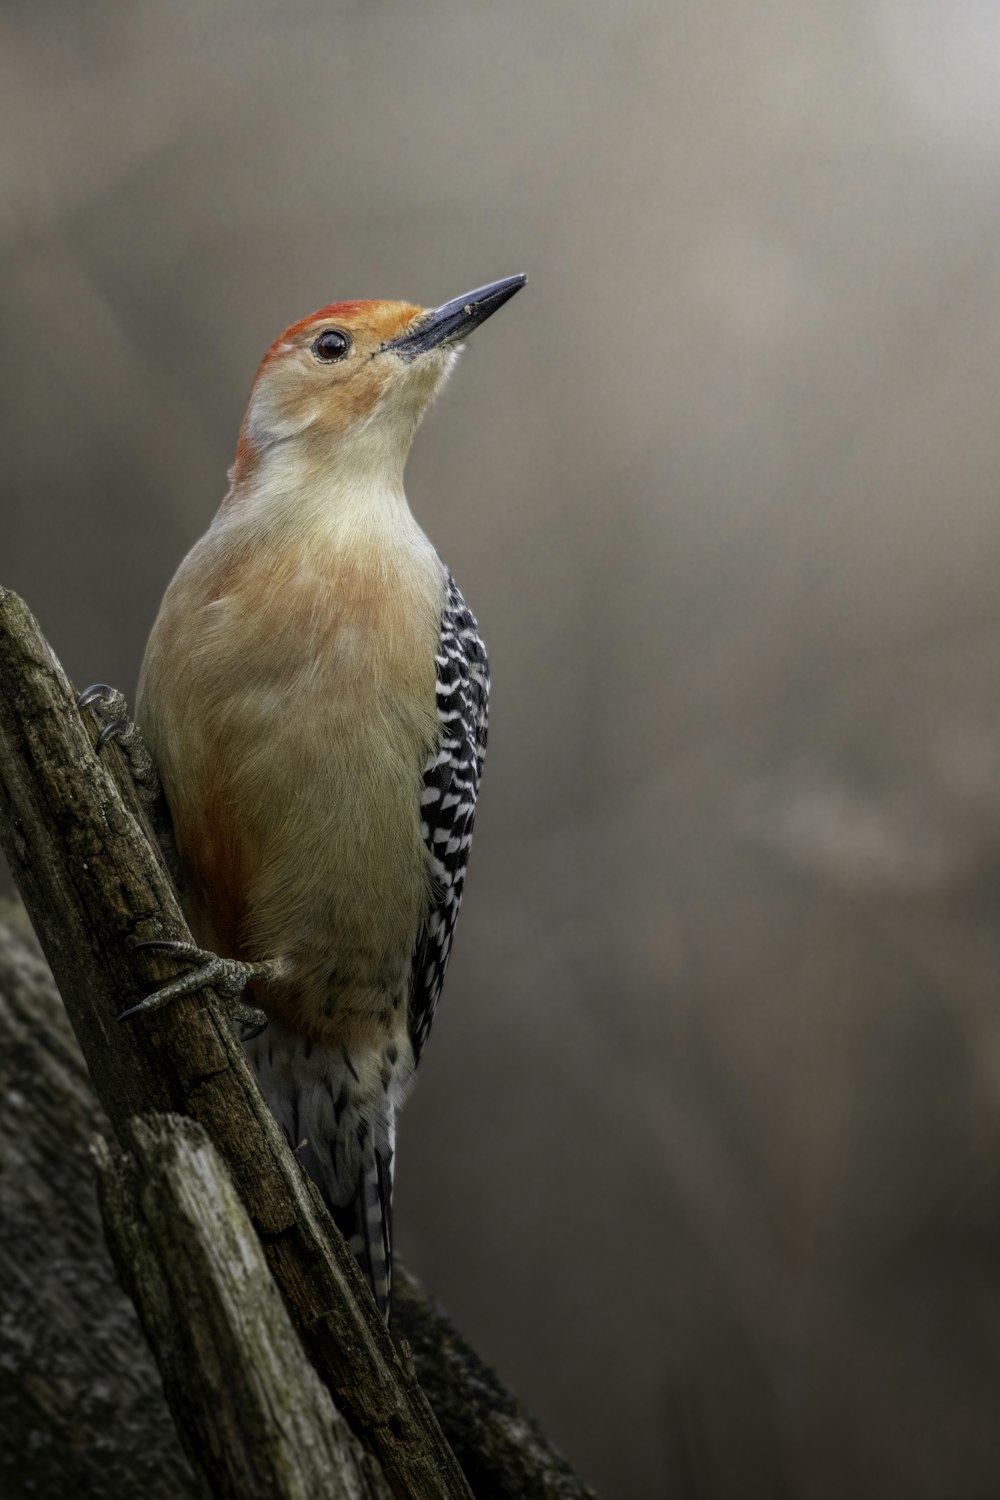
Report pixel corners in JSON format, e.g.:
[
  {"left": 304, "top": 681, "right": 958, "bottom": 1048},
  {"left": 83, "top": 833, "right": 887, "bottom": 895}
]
[{"left": 138, "top": 531, "right": 444, "bottom": 1044}]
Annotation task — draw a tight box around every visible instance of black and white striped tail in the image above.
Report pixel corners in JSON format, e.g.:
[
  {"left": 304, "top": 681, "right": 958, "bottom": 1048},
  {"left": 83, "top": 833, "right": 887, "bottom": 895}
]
[
  {"left": 330, "top": 1136, "right": 394, "bottom": 1318},
  {"left": 245, "top": 1025, "right": 399, "bottom": 1318}
]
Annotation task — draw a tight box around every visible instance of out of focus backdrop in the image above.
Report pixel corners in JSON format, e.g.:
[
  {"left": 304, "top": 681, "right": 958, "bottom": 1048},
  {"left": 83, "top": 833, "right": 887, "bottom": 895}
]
[{"left": 5, "top": 3, "right": 1000, "bottom": 1495}]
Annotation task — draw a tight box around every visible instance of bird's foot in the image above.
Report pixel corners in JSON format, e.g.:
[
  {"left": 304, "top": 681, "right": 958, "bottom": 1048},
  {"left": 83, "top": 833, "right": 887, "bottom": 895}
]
[
  {"left": 125, "top": 938, "right": 273, "bottom": 1038},
  {"left": 77, "top": 683, "right": 162, "bottom": 808}
]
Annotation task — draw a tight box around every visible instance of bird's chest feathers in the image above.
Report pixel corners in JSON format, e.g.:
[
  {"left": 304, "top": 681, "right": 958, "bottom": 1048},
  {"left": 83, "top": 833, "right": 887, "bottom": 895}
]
[
  {"left": 143, "top": 502, "right": 445, "bottom": 970},
  {"left": 179, "top": 516, "right": 443, "bottom": 765}
]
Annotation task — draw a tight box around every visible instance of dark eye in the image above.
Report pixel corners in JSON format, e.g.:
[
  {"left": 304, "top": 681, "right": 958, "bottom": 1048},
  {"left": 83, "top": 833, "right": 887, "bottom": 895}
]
[{"left": 312, "top": 329, "right": 351, "bottom": 362}]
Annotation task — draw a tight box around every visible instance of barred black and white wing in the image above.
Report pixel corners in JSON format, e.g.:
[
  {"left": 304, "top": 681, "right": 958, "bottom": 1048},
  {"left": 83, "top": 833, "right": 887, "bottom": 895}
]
[{"left": 408, "top": 573, "right": 489, "bottom": 1062}]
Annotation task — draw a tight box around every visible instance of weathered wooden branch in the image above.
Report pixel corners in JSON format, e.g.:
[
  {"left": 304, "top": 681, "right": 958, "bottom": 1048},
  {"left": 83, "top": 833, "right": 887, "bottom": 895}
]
[
  {"left": 0, "top": 587, "right": 598, "bottom": 1500},
  {"left": 0, "top": 909, "right": 196, "bottom": 1500},
  {"left": 96, "top": 1113, "right": 392, "bottom": 1500},
  {"left": 0, "top": 913, "right": 597, "bottom": 1499}
]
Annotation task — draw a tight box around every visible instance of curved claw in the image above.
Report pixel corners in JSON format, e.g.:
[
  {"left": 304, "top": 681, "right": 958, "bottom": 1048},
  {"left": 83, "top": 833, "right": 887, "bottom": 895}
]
[
  {"left": 96, "top": 720, "right": 126, "bottom": 749},
  {"left": 77, "top": 683, "right": 166, "bottom": 831},
  {"left": 119, "top": 995, "right": 163, "bottom": 1022},
  {"left": 77, "top": 682, "right": 116, "bottom": 710},
  {"left": 79, "top": 683, "right": 131, "bottom": 758},
  {"left": 238, "top": 1013, "right": 269, "bottom": 1042}
]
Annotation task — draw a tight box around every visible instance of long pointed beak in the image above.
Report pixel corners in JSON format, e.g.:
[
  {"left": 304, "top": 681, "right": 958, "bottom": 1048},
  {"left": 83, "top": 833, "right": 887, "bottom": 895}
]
[{"left": 383, "top": 274, "right": 527, "bottom": 359}]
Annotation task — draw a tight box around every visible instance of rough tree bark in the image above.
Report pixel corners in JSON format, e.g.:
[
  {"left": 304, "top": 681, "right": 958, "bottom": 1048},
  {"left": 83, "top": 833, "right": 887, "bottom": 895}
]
[
  {"left": 96, "top": 1113, "right": 393, "bottom": 1500},
  {"left": 0, "top": 587, "right": 598, "bottom": 1500},
  {"left": 0, "top": 907, "right": 196, "bottom": 1500}
]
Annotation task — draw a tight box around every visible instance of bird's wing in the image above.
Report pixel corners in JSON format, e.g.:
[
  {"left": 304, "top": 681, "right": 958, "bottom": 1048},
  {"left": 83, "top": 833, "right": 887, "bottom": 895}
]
[{"left": 408, "top": 573, "right": 489, "bottom": 1063}]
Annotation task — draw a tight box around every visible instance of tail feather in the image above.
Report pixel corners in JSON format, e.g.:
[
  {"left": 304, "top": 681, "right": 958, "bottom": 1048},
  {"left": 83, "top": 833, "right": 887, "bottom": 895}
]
[
  {"left": 246, "top": 1026, "right": 398, "bottom": 1318},
  {"left": 330, "top": 1142, "right": 393, "bottom": 1317}
]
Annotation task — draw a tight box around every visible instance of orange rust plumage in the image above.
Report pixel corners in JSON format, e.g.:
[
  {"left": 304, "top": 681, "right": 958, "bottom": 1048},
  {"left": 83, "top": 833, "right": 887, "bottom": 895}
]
[
  {"left": 231, "top": 298, "right": 424, "bottom": 489},
  {"left": 258, "top": 299, "right": 422, "bottom": 372}
]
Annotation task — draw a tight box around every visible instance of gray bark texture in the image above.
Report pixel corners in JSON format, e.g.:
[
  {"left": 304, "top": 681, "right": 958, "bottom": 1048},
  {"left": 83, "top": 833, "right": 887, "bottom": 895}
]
[
  {"left": 0, "top": 586, "right": 598, "bottom": 1500},
  {"left": 96, "top": 1113, "right": 392, "bottom": 1500},
  {"left": 0, "top": 907, "right": 197, "bottom": 1500}
]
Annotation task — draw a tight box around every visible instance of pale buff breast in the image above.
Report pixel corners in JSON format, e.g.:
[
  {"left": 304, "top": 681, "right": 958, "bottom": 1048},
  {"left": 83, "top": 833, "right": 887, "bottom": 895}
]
[{"left": 137, "top": 509, "right": 445, "bottom": 1044}]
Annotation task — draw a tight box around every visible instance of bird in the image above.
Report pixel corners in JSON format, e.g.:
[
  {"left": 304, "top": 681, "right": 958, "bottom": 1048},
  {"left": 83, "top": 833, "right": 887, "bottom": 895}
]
[{"left": 86, "top": 275, "right": 525, "bottom": 1316}]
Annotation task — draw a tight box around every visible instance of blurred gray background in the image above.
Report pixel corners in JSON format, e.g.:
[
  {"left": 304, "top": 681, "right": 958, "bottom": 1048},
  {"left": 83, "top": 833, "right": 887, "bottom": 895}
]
[{"left": 5, "top": 2, "right": 1000, "bottom": 1495}]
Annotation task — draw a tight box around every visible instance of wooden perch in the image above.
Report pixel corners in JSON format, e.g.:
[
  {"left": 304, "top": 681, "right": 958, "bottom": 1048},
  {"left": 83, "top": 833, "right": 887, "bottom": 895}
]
[
  {"left": 0, "top": 587, "right": 598, "bottom": 1500},
  {"left": 96, "top": 1113, "right": 391, "bottom": 1500},
  {"left": 0, "top": 910, "right": 196, "bottom": 1500}
]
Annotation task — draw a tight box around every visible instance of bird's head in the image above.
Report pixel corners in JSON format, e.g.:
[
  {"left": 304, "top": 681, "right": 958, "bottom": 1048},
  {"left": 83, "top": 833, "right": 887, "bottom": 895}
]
[{"left": 231, "top": 275, "right": 526, "bottom": 493}]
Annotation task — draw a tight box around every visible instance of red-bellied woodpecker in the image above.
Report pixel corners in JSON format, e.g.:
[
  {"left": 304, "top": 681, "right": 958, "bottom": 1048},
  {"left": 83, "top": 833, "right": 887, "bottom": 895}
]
[{"left": 85, "top": 275, "right": 525, "bottom": 1315}]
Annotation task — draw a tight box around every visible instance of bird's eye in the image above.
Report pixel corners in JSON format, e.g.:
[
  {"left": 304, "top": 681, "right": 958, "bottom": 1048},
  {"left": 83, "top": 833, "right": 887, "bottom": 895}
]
[{"left": 312, "top": 329, "right": 351, "bottom": 362}]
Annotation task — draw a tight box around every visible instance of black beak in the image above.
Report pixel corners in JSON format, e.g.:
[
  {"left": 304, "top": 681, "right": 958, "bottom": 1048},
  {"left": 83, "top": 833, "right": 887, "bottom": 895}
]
[{"left": 383, "top": 274, "right": 527, "bottom": 359}]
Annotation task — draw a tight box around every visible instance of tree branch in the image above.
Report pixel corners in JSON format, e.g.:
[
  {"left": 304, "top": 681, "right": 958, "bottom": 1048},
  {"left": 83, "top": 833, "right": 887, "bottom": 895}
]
[
  {"left": 0, "top": 909, "right": 196, "bottom": 1500},
  {"left": 96, "top": 1113, "right": 392, "bottom": 1500}
]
